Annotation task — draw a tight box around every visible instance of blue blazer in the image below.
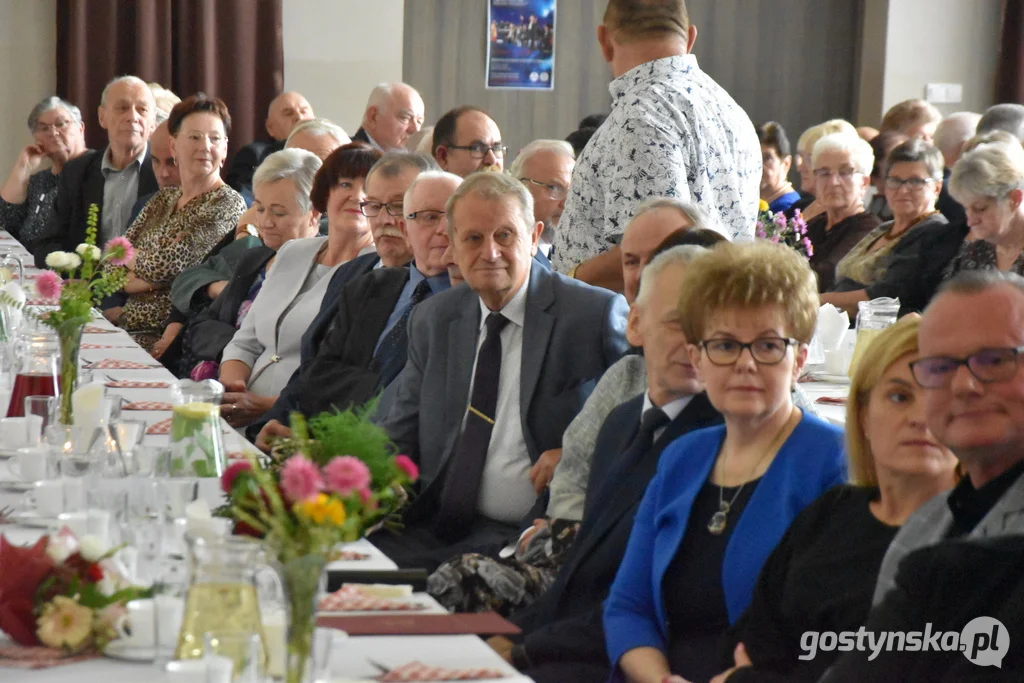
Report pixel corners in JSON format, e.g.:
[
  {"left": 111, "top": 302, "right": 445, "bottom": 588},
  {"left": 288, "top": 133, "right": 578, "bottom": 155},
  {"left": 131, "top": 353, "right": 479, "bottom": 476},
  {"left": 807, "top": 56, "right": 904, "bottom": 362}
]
[{"left": 603, "top": 412, "right": 846, "bottom": 673}]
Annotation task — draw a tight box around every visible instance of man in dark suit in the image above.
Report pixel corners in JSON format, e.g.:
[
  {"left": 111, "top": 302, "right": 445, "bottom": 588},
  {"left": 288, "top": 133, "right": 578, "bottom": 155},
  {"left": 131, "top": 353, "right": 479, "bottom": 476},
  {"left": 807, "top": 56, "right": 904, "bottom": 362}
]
[
  {"left": 873, "top": 271, "right": 1024, "bottom": 605},
  {"left": 225, "top": 91, "right": 314, "bottom": 202},
  {"left": 252, "top": 152, "right": 440, "bottom": 448},
  {"left": 823, "top": 535, "right": 1024, "bottom": 682},
  {"left": 34, "top": 76, "right": 158, "bottom": 267},
  {"left": 351, "top": 82, "right": 425, "bottom": 152},
  {"left": 488, "top": 245, "right": 721, "bottom": 683},
  {"left": 372, "top": 171, "right": 629, "bottom": 570}
]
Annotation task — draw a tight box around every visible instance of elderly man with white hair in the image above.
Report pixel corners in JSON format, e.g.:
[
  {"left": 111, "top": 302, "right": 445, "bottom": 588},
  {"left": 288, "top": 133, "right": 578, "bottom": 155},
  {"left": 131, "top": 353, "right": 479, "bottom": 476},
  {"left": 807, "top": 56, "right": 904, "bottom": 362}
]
[
  {"left": 352, "top": 82, "right": 426, "bottom": 152},
  {"left": 509, "top": 140, "right": 574, "bottom": 264},
  {"left": 284, "top": 118, "right": 350, "bottom": 160},
  {"left": 933, "top": 111, "right": 981, "bottom": 224},
  {"left": 33, "top": 75, "right": 158, "bottom": 268}
]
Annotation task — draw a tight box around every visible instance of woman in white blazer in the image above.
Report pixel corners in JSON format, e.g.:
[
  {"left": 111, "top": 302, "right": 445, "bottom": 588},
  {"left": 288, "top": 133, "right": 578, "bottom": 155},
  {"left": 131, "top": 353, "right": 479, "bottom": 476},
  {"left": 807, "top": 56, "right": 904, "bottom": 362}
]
[{"left": 219, "top": 144, "right": 380, "bottom": 426}]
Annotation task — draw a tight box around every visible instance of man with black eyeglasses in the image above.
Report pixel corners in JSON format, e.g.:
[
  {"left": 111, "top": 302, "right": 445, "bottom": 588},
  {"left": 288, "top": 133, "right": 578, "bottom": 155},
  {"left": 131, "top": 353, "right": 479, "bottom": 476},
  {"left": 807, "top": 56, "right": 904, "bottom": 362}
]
[
  {"left": 870, "top": 270, "right": 1024, "bottom": 604},
  {"left": 432, "top": 106, "right": 506, "bottom": 177}
]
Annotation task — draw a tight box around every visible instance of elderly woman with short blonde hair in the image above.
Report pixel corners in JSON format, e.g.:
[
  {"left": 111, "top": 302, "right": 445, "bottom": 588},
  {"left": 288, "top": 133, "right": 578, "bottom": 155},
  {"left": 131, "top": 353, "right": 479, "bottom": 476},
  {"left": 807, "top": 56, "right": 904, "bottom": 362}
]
[
  {"left": 710, "top": 315, "right": 957, "bottom": 683},
  {"left": 944, "top": 138, "right": 1024, "bottom": 278},
  {"left": 604, "top": 241, "right": 846, "bottom": 683},
  {"left": 804, "top": 132, "right": 882, "bottom": 292}
]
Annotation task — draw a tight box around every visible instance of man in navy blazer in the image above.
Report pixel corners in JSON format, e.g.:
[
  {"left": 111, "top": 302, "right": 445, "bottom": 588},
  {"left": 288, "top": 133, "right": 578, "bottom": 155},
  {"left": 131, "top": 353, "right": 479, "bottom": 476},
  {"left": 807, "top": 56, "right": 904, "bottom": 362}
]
[
  {"left": 35, "top": 76, "right": 158, "bottom": 268},
  {"left": 491, "top": 245, "right": 722, "bottom": 682},
  {"left": 373, "top": 172, "right": 629, "bottom": 570}
]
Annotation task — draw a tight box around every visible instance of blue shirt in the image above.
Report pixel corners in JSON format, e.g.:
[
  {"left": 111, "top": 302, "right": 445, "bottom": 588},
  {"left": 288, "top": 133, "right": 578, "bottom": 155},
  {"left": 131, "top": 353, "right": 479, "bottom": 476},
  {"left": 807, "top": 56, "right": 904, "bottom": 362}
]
[
  {"left": 769, "top": 190, "right": 802, "bottom": 215},
  {"left": 373, "top": 267, "right": 450, "bottom": 354}
]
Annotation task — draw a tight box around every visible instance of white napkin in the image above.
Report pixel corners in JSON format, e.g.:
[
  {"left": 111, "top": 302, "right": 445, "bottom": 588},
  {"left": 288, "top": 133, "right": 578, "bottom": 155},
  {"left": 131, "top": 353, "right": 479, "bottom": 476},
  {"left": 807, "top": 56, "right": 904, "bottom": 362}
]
[
  {"left": 0, "top": 281, "right": 25, "bottom": 334},
  {"left": 71, "top": 381, "right": 106, "bottom": 428},
  {"left": 184, "top": 499, "right": 231, "bottom": 539},
  {"left": 817, "top": 304, "right": 850, "bottom": 351}
]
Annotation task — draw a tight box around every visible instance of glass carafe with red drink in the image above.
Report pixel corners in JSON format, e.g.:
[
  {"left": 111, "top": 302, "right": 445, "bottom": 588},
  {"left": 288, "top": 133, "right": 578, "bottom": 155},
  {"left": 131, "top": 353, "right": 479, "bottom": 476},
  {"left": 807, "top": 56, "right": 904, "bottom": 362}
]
[{"left": 6, "top": 329, "right": 59, "bottom": 417}]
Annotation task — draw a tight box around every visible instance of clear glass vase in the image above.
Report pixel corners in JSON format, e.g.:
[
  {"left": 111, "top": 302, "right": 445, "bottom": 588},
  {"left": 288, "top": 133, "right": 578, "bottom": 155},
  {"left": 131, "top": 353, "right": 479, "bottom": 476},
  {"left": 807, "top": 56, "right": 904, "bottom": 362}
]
[
  {"left": 55, "top": 319, "right": 86, "bottom": 425},
  {"left": 279, "top": 553, "right": 328, "bottom": 683}
]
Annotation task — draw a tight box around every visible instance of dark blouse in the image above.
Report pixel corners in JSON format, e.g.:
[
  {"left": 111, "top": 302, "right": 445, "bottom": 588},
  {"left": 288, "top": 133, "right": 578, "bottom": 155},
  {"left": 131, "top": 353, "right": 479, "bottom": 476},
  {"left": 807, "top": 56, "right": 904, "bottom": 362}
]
[
  {"left": 664, "top": 477, "right": 761, "bottom": 683},
  {"left": 943, "top": 238, "right": 1024, "bottom": 280},
  {"left": 806, "top": 211, "right": 880, "bottom": 292},
  {"left": 0, "top": 169, "right": 59, "bottom": 245},
  {"left": 725, "top": 486, "right": 899, "bottom": 683}
]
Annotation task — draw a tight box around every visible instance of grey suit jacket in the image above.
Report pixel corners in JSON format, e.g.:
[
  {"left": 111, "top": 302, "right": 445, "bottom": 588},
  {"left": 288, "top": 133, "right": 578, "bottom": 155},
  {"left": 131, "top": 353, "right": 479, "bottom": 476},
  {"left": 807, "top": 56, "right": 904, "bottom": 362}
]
[
  {"left": 378, "top": 264, "right": 629, "bottom": 522},
  {"left": 872, "top": 469, "right": 1024, "bottom": 604}
]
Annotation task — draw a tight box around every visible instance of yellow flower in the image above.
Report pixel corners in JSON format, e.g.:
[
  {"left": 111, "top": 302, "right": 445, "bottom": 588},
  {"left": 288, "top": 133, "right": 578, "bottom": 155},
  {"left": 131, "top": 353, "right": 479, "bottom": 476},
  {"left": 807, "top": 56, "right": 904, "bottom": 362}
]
[
  {"left": 758, "top": 199, "right": 770, "bottom": 212},
  {"left": 296, "top": 494, "right": 346, "bottom": 526},
  {"left": 37, "top": 596, "right": 94, "bottom": 652}
]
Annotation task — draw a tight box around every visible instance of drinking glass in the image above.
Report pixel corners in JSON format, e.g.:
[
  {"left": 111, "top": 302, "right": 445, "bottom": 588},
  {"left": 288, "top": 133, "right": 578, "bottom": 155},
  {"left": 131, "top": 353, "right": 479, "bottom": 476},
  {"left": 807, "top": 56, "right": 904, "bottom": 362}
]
[
  {"left": 204, "top": 630, "right": 266, "bottom": 682},
  {"left": 47, "top": 425, "right": 105, "bottom": 512},
  {"left": 24, "top": 395, "right": 57, "bottom": 445},
  {"left": 118, "top": 477, "right": 165, "bottom": 584},
  {"left": 109, "top": 419, "right": 146, "bottom": 474}
]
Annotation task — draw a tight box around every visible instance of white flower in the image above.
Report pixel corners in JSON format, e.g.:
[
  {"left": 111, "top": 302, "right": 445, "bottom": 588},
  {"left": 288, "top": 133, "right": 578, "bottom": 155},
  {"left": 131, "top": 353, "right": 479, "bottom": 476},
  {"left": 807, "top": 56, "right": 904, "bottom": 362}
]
[
  {"left": 46, "top": 541, "right": 72, "bottom": 564},
  {"left": 65, "top": 253, "right": 82, "bottom": 270},
  {"left": 45, "top": 251, "right": 72, "bottom": 269},
  {"left": 75, "top": 244, "right": 101, "bottom": 261},
  {"left": 78, "top": 535, "right": 107, "bottom": 562}
]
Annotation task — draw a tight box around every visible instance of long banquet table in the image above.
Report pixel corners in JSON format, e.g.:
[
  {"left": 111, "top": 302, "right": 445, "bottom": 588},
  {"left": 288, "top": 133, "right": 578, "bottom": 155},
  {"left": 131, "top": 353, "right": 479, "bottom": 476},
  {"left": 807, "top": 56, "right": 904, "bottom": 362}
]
[{"left": 0, "top": 230, "right": 528, "bottom": 682}]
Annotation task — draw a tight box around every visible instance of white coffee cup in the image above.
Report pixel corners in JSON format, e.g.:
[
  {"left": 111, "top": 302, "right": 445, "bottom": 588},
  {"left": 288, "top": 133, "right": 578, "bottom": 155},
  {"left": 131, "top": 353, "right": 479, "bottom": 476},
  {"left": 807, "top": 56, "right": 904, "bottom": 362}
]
[
  {"left": 0, "top": 416, "right": 42, "bottom": 449},
  {"left": 114, "top": 595, "right": 185, "bottom": 649},
  {"left": 56, "top": 511, "right": 89, "bottom": 538},
  {"left": 23, "top": 479, "right": 63, "bottom": 517},
  {"left": 824, "top": 348, "right": 850, "bottom": 376},
  {"left": 8, "top": 446, "right": 48, "bottom": 482}
]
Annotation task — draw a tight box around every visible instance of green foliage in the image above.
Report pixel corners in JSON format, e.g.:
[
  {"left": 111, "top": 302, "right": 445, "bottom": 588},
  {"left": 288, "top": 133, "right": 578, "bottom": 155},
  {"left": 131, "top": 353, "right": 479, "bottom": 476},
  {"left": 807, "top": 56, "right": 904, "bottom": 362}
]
[{"left": 303, "top": 400, "right": 398, "bottom": 486}]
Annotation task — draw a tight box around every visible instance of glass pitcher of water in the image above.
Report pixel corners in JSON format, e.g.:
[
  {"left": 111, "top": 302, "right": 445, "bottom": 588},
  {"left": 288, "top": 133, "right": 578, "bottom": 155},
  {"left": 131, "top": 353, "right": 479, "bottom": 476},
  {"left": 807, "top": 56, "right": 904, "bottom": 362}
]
[
  {"left": 175, "top": 532, "right": 274, "bottom": 672},
  {"left": 0, "top": 248, "right": 24, "bottom": 287},
  {"left": 848, "top": 297, "right": 900, "bottom": 376},
  {"left": 7, "top": 329, "right": 59, "bottom": 417},
  {"left": 169, "top": 379, "right": 227, "bottom": 478}
]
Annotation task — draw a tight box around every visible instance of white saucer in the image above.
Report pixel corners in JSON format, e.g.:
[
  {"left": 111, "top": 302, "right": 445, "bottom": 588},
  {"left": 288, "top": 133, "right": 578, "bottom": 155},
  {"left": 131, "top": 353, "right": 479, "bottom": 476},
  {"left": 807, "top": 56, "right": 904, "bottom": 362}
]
[
  {"left": 103, "top": 640, "right": 168, "bottom": 662},
  {"left": 0, "top": 447, "right": 22, "bottom": 460},
  {"left": 10, "top": 511, "right": 58, "bottom": 527}
]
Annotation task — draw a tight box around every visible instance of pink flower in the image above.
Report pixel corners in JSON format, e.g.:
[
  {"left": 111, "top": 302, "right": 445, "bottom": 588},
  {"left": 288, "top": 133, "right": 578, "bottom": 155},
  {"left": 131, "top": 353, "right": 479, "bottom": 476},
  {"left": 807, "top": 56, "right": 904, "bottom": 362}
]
[
  {"left": 103, "top": 236, "right": 135, "bottom": 267},
  {"left": 394, "top": 455, "right": 419, "bottom": 481},
  {"left": 34, "top": 270, "right": 62, "bottom": 301},
  {"left": 323, "top": 456, "right": 371, "bottom": 496},
  {"left": 279, "top": 455, "right": 324, "bottom": 503},
  {"left": 221, "top": 460, "right": 253, "bottom": 494}
]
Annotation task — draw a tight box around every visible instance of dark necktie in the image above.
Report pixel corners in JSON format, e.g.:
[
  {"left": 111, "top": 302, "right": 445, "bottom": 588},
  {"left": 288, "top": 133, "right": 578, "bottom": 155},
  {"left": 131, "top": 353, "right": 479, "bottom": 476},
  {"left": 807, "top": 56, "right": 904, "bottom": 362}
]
[
  {"left": 434, "top": 312, "right": 510, "bottom": 540},
  {"left": 581, "top": 406, "right": 670, "bottom": 522},
  {"left": 372, "top": 278, "right": 433, "bottom": 387}
]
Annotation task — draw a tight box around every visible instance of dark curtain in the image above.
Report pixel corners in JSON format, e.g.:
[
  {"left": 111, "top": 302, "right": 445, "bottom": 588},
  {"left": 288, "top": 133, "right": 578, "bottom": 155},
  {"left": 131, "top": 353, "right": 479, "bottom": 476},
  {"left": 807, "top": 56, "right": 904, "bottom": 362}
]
[
  {"left": 997, "top": 0, "right": 1024, "bottom": 104},
  {"left": 56, "top": 0, "right": 283, "bottom": 169}
]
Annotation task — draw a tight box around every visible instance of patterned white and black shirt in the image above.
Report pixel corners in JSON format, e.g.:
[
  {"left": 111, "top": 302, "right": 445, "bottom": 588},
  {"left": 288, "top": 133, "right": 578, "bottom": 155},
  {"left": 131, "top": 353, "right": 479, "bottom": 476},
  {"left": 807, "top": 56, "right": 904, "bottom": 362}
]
[{"left": 551, "top": 54, "right": 761, "bottom": 272}]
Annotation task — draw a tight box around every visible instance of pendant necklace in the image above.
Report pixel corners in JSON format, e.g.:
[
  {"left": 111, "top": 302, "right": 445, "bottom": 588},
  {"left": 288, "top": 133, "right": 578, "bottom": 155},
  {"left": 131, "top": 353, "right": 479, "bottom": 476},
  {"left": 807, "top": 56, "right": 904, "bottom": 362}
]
[{"left": 708, "top": 408, "right": 797, "bottom": 535}]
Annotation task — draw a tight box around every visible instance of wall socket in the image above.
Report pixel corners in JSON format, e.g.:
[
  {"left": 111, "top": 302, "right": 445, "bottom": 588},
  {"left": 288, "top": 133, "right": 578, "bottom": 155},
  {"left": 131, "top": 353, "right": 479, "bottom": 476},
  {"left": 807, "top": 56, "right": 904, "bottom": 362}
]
[{"left": 925, "top": 83, "right": 963, "bottom": 104}]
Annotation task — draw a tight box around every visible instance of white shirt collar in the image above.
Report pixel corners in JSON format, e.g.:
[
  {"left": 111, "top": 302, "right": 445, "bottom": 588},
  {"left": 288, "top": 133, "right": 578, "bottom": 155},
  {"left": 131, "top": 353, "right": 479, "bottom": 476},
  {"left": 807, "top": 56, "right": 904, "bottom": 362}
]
[
  {"left": 364, "top": 129, "right": 385, "bottom": 151},
  {"left": 642, "top": 391, "right": 695, "bottom": 422},
  {"left": 538, "top": 240, "right": 552, "bottom": 257},
  {"left": 477, "top": 264, "right": 531, "bottom": 330}
]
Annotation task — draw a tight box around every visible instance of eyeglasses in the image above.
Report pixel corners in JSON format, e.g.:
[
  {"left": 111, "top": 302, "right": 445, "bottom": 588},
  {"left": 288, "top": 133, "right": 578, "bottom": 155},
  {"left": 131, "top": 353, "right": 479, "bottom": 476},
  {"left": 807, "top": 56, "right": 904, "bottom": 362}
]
[
  {"left": 813, "top": 167, "right": 860, "bottom": 181},
  {"left": 405, "top": 209, "right": 446, "bottom": 225},
  {"left": 519, "top": 177, "right": 567, "bottom": 201},
  {"left": 909, "top": 346, "right": 1024, "bottom": 388},
  {"left": 359, "top": 200, "right": 404, "bottom": 217},
  {"left": 34, "top": 119, "right": 73, "bottom": 135},
  {"left": 448, "top": 142, "right": 507, "bottom": 159},
  {"left": 699, "top": 337, "right": 798, "bottom": 366},
  {"left": 884, "top": 176, "right": 936, "bottom": 191}
]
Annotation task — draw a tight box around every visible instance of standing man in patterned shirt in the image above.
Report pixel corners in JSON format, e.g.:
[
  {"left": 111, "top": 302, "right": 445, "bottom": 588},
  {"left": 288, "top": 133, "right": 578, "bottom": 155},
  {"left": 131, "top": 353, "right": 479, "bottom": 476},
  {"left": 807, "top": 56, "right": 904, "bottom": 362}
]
[{"left": 552, "top": 0, "right": 761, "bottom": 290}]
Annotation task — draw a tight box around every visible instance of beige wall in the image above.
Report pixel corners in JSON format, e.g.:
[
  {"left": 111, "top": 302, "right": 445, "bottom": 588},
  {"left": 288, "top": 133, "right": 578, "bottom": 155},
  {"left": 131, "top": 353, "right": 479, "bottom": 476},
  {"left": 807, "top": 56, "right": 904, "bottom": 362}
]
[
  {"left": 282, "top": 0, "right": 405, "bottom": 138},
  {"left": 0, "top": 0, "right": 56, "bottom": 173},
  {"left": 858, "top": 0, "right": 1001, "bottom": 125}
]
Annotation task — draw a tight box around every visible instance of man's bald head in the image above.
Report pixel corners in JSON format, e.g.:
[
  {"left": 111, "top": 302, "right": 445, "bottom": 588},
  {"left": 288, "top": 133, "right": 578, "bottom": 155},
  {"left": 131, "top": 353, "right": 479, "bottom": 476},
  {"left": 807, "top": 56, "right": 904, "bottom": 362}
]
[
  {"left": 362, "top": 82, "right": 425, "bottom": 151},
  {"left": 266, "top": 91, "right": 314, "bottom": 141}
]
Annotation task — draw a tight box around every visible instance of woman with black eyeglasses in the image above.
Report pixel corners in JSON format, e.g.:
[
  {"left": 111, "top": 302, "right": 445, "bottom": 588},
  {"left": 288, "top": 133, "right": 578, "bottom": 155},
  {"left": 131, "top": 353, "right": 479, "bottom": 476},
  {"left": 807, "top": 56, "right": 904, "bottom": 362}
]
[
  {"left": 821, "top": 139, "right": 948, "bottom": 317},
  {"left": 604, "top": 241, "right": 847, "bottom": 683}
]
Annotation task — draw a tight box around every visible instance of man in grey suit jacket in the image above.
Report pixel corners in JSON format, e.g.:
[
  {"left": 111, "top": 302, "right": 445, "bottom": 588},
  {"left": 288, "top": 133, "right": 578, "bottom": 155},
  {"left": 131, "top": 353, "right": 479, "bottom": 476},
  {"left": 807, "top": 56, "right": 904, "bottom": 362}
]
[
  {"left": 373, "top": 172, "right": 629, "bottom": 570},
  {"left": 873, "top": 270, "right": 1024, "bottom": 604}
]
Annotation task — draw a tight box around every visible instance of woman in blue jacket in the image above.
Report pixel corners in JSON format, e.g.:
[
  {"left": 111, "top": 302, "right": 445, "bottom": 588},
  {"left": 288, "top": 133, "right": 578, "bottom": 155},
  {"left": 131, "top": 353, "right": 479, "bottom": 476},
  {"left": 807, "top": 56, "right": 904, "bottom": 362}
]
[{"left": 603, "top": 241, "right": 847, "bottom": 683}]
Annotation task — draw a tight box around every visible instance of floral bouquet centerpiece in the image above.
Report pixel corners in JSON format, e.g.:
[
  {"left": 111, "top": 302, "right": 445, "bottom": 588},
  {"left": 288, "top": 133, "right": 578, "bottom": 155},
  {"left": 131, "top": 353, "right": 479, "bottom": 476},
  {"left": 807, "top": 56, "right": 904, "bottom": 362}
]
[
  {"left": 17, "top": 204, "right": 133, "bottom": 424},
  {"left": 220, "top": 404, "right": 418, "bottom": 683},
  {"left": 755, "top": 200, "right": 813, "bottom": 258},
  {"left": 0, "top": 532, "right": 148, "bottom": 654}
]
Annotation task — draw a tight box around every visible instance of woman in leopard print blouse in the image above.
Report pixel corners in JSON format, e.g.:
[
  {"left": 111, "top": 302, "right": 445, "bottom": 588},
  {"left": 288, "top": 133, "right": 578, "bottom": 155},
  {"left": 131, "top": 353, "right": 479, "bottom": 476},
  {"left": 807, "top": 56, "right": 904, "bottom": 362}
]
[{"left": 110, "top": 93, "right": 244, "bottom": 350}]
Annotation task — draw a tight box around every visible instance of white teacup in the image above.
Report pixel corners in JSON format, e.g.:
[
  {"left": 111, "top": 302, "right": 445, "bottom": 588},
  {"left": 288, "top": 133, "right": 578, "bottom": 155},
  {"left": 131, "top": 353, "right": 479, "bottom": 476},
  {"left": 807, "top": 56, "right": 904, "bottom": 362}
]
[
  {"left": 0, "top": 416, "right": 43, "bottom": 449},
  {"left": 8, "top": 446, "right": 49, "bottom": 482},
  {"left": 114, "top": 596, "right": 185, "bottom": 649},
  {"left": 23, "top": 479, "right": 63, "bottom": 517},
  {"left": 824, "top": 348, "right": 850, "bottom": 376}
]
